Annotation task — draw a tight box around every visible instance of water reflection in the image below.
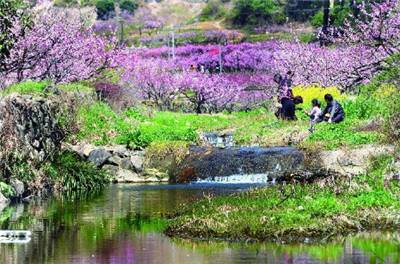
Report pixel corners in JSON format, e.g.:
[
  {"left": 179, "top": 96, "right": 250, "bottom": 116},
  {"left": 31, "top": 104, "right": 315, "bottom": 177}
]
[{"left": 0, "top": 183, "right": 399, "bottom": 264}]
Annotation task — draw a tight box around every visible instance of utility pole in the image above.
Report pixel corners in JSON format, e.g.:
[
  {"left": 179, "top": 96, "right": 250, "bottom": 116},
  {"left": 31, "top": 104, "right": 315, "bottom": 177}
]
[
  {"left": 322, "top": 0, "right": 330, "bottom": 34},
  {"left": 115, "top": 2, "right": 124, "bottom": 45},
  {"left": 218, "top": 44, "right": 222, "bottom": 73},
  {"left": 171, "top": 29, "right": 176, "bottom": 61}
]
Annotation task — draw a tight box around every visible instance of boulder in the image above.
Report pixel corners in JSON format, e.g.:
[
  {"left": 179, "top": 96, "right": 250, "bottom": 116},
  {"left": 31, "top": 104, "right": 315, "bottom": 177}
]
[
  {"left": 130, "top": 155, "right": 144, "bottom": 172},
  {"left": 82, "top": 144, "right": 97, "bottom": 157},
  {"left": 142, "top": 168, "right": 169, "bottom": 181},
  {"left": 120, "top": 158, "right": 134, "bottom": 170},
  {"left": 105, "top": 145, "right": 129, "bottom": 157},
  {"left": 175, "top": 146, "right": 304, "bottom": 183},
  {"left": 318, "top": 145, "right": 395, "bottom": 176},
  {"left": 107, "top": 155, "right": 122, "bottom": 166},
  {"left": 10, "top": 179, "right": 24, "bottom": 198},
  {"left": 115, "top": 169, "right": 141, "bottom": 183},
  {"left": 114, "top": 168, "right": 168, "bottom": 183},
  {"left": 102, "top": 164, "right": 119, "bottom": 176},
  {"left": 88, "top": 148, "right": 112, "bottom": 167}
]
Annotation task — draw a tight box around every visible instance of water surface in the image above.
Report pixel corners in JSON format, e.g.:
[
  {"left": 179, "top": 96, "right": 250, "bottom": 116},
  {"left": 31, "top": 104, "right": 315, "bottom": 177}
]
[{"left": 1, "top": 183, "right": 399, "bottom": 264}]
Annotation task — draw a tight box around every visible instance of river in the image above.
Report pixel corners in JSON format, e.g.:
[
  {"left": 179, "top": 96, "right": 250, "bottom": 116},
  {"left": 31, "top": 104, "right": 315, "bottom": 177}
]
[{"left": 1, "top": 183, "right": 399, "bottom": 264}]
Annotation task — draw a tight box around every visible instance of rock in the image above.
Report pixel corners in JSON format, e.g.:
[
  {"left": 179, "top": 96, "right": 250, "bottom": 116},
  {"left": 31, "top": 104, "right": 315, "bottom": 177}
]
[
  {"left": 318, "top": 145, "right": 395, "bottom": 176},
  {"left": 200, "top": 132, "right": 235, "bottom": 148},
  {"left": 102, "top": 164, "right": 119, "bottom": 175},
  {"left": 115, "top": 169, "right": 140, "bottom": 183},
  {"left": 120, "top": 158, "right": 134, "bottom": 170},
  {"left": 82, "top": 144, "right": 97, "bottom": 157},
  {"left": 107, "top": 155, "right": 122, "bottom": 166},
  {"left": 10, "top": 179, "right": 24, "bottom": 198},
  {"left": 88, "top": 149, "right": 112, "bottom": 167},
  {"left": 130, "top": 155, "right": 144, "bottom": 172},
  {"left": 114, "top": 168, "right": 168, "bottom": 183},
  {"left": 105, "top": 145, "right": 129, "bottom": 157},
  {"left": 142, "top": 168, "right": 169, "bottom": 182},
  {"left": 175, "top": 146, "right": 304, "bottom": 183},
  {"left": 0, "top": 94, "right": 63, "bottom": 163}
]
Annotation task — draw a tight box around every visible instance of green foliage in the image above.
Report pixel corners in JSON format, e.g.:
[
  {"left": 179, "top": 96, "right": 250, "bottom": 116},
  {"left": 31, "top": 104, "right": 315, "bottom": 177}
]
[
  {"left": 58, "top": 83, "right": 94, "bottom": 93},
  {"left": 46, "top": 151, "right": 110, "bottom": 194},
  {"left": 310, "top": 10, "right": 324, "bottom": 27},
  {"left": 200, "top": 0, "right": 226, "bottom": 21},
  {"left": 230, "top": 0, "right": 285, "bottom": 26},
  {"left": 119, "top": 0, "right": 138, "bottom": 14},
  {"left": 298, "top": 32, "right": 316, "bottom": 43},
  {"left": 95, "top": 0, "right": 115, "bottom": 20},
  {"left": 0, "top": 182, "right": 14, "bottom": 198},
  {"left": 1, "top": 81, "right": 93, "bottom": 96}
]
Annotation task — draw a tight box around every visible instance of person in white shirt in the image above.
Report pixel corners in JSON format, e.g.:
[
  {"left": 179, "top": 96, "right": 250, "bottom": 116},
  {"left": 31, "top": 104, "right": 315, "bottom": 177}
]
[{"left": 305, "top": 99, "right": 322, "bottom": 132}]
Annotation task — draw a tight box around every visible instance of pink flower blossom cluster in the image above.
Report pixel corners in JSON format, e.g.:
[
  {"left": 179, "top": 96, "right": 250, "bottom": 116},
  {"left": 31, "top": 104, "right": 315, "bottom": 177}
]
[{"left": 1, "top": 11, "right": 115, "bottom": 87}]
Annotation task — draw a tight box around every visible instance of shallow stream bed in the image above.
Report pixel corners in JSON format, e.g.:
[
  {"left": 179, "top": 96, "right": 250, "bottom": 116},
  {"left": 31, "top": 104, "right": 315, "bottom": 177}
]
[{"left": 1, "top": 183, "right": 399, "bottom": 264}]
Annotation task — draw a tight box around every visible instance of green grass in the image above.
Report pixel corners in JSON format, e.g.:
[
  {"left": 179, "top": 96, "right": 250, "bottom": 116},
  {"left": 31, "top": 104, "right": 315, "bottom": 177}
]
[
  {"left": 5, "top": 81, "right": 387, "bottom": 151},
  {"left": 1, "top": 81, "right": 93, "bottom": 96},
  {"left": 166, "top": 155, "right": 400, "bottom": 242},
  {"left": 1, "top": 80, "right": 50, "bottom": 95},
  {"left": 76, "top": 96, "right": 385, "bottom": 150},
  {"left": 45, "top": 151, "right": 110, "bottom": 194}
]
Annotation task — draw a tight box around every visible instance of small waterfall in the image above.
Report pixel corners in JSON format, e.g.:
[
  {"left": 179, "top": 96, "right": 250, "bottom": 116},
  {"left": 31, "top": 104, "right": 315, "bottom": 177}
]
[
  {"left": 177, "top": 146, "right": 304, "bottom": 184},
  {"left": 200, "top": 132, "right": 235, "bottom": 148},
  {"left": 193, "top": 173, "right": 273, "bottom": 184}
]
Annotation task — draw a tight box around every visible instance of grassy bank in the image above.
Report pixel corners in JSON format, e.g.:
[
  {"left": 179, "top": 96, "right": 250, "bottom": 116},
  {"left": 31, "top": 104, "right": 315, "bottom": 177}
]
[
  {"left": 4, "top": 81, "right": 391, "bottom": 151},
  {"left": 166, "top": 155, "right": 400, "bottom": 242},
  {"left": 75, "top": 85, "right": 389, "bottom": 150}
]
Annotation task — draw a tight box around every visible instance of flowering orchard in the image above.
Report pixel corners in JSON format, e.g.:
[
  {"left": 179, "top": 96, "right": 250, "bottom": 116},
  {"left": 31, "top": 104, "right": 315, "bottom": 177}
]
[
  {"left": 0, "top": 9, "right": 115, "bottom": 88},
  {"left": 1, "top": 0, "right": 398, "bottom": 113}
]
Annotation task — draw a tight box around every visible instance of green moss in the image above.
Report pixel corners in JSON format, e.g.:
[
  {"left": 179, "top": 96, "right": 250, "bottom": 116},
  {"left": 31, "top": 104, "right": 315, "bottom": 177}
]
[{"left": 145, "top": 141, "right": 190, "bottom": 176}]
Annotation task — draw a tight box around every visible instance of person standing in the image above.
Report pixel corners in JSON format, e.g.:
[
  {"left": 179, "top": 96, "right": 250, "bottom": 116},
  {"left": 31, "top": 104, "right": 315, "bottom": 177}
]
[
  {"left": 274, "top": 71, "right": 296, "bottom": 120},
  {"left": 305, "top": 99, "right": 323, "bottom": 132}
]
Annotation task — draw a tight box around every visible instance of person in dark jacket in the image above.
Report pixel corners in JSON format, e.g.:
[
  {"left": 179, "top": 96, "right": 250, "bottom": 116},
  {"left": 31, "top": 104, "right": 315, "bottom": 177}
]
[
  {"left": 274, "top": 71, "right": 296, "bottom": 120},
  {"left": 321, "top": 94, "right": 345, "bottom": 123}
]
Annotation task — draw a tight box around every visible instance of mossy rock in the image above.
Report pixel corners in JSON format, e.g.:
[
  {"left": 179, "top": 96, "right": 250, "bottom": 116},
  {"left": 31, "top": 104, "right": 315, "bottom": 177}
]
[{"left": 144, "top": 141, "right": 190, "bottom": 179}]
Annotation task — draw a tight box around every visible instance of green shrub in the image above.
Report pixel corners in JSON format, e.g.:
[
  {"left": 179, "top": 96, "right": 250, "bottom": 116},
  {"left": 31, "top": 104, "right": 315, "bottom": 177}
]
[
  {"left": 95, "top": 0, "right": 115, "bottom": 20},
  {"left": 0, "top": 182, "right": 14, "bottom": 198},
  {"left": 138, "top": 124, "right": 197, "bottom": 146},
  {"left": 46, "top": 151, "right": 110, "bottom": 193},
  {"left": 298, "top": 32, "right": 316, "bottom": 43},
  {"left": 58, "top": 83, "right": 94, "bottom": 94},
  {"left": 200, "top": 0, "right": 226, "bottom": 21},
  {"left": 230, "top": 0, "right": 285, "bottom": 26},
  {"left": 120, "top": 0, "right": 138, "bottom": 14},
  {"left": 310, "top": 10, "right": 323, "bottom": 27}
]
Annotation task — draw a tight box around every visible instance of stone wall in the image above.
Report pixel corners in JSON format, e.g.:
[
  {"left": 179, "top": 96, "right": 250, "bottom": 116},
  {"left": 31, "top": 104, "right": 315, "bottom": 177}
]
[{"left": 0, "top": 94, "right": 63, "bottom": 164}]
